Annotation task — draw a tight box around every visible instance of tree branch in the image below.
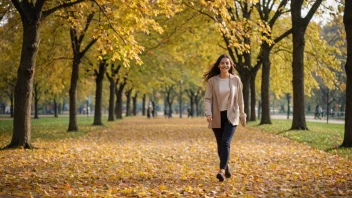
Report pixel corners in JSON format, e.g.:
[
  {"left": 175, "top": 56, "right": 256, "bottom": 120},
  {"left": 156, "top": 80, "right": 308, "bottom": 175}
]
[
  {"left": 183, "top": 1, "right": 216, "bottom": 21},
  {"left": 78, "top": 12, "right": 95, "bottom": 44},
  {"left": 42, "top": 0, "right": 86, "bottom": 20},
  {"left": 80, "top": 38, "right": 98, "bottom": 57},
  {"left": 303, "top": 0, "right": 323, "bottom": 27},
  {"left": 269, "top": 0, "right": 289, "bottom": 27},
  {"left": 270, "top": 28, "right": 292, "bottom": 50},
  {"left": 91, "top": 0, "right": 127, "bottom": 44}
]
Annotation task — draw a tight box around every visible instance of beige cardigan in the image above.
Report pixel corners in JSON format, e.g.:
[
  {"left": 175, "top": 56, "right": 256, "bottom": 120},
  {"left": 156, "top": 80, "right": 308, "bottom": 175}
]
[{"left": 204, "top": 74, "right": 246, "bottom": 128}]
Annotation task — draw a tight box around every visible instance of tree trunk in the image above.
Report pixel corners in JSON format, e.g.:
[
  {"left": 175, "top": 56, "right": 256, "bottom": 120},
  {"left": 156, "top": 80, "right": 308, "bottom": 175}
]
[
  {"left": 116, "top": 90, "right": 123, "bottom": 119},
  {"left": 250, "top": 71, "right": 257, "bottom": 121},
  {"left": 194, "top": 91, "right": 202, "bottom": 117},
  {"left": 125, "top": 89, "right": 132, "bottom": 117},
  {"left": 7, "top": 17, "right": 41, "bottom": 149},
  {"left": 239, "top": 71, "right": 250, "bottom": 119},
  {"left": 68, "top": 56, "right": 80, "bottom": 131},
  {"left": 67, "top": 24, "right": 97, "bottom": 130},
  {"left": 93, "top": 60, "right": 106, "bottom": 125},
  {"left": 108, "top": 77, "right": 115, "bottom": 121},
  {"left": 115, "top": 83, "right": 126, "bottom": 119},
  {"left": 189, "top": 94, "right": 194, "bottom": 118},
  {"left": 132, "top": 92, "right": 138, "bottom": 116},
  {"left": 168, "top": 102, "right": 173, "bottom": 118},
  {"left": 195, "top": 99, "right": 200, "bottom": 117},
  {"left": 260, "top": 44, "right": 272, "bottom": 124},
  {"left": 54, "top": 99, "right": 58, "bottom": 118},
  {"left": 142, "top": 94, "right": 146, "bottom": 116},
  {"left": 342, "top": 2, "right": 352, "bottom": 147},
  {"left": 290, "top": 12, "right": 308, "bottom": 130}
]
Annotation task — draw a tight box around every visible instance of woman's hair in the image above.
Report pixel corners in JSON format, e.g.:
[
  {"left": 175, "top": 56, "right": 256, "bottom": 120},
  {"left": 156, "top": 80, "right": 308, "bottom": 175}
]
[{"left": 203, "top": 54, "right": 235, "bottom": 82}]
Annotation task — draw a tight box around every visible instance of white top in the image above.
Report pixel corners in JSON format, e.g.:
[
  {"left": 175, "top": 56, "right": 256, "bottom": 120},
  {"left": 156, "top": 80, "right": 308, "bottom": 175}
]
[{"left": 219, "top": 78, "right": 230, "bottom": 111}]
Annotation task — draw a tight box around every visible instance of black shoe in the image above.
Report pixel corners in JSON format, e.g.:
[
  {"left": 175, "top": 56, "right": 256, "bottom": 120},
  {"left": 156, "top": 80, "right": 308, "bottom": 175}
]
[
  {"left": 216, "top": 172, "right": 225, "bottom": 182},
  {"left": 225, "top": 165, "right": 232, "bottom": 178}
]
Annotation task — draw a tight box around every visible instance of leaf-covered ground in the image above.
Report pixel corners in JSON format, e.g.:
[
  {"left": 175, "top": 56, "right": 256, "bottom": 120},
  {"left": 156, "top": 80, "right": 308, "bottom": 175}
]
[{"left": 0, "top": 117, "right": 351, "bottom": 197}]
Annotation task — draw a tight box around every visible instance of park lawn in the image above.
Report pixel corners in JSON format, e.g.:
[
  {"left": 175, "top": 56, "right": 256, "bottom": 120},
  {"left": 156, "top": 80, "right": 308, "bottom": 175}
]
[
  {"left": 0, "top": 116, "right": 110, "bottom": 148},
  {"left": 248, "top": 119, "right": 352, "bottom": 159}
]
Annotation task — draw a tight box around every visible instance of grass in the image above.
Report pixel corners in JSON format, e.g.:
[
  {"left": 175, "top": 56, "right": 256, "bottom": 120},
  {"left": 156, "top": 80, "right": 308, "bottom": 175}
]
[
  {"left": 248, "top": 119, "right": 352, "bottom": 159},
  {"left": 0, "top": 115, "right": 112, "bottom": 148}
]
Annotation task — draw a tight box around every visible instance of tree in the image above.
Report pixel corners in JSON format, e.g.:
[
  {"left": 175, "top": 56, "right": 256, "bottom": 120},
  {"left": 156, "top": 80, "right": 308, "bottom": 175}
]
[
  {"left": 66, "top": 8, "right": 97, "bottom": 131},
  {"left": 125, "top": 88, "right": 133, "bottom": 117},
  {"left": 343, "top": 1, "right": 352, "bottom": 147},
  {"left": 106, "top": 64, "right": 121, "bottom": 121},
  {"left": 290, "top": 0, "right": 323, "bottom": 130},
  {"left": 254, "top": 0, "right": 291, "bottom": 124},
  {"left": 93, "top": 58, "right": 108, "bottom": 125},
  {"left": 6, "top": 0, "right": 85, "bottom": 148}
]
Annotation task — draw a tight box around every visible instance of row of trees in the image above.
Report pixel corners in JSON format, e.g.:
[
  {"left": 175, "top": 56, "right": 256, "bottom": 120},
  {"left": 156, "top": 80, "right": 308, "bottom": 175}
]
[
  {"left": 0, "top": 0, "right": 351, "bottom": 148},
  {"left": 186, "top": 0, "right": 350, "bottom": 147}
]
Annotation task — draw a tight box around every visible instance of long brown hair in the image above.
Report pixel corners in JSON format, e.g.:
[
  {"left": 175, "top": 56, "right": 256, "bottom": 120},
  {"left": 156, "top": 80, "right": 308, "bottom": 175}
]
[{"left": 203, "top": 54, "right": 235, "bottom": 82}]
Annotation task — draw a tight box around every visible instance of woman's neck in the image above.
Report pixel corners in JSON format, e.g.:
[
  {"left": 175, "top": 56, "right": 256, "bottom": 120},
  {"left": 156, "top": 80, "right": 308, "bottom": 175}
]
[{"left": 219, "top": 72, "right": 229, "bottom": 79}]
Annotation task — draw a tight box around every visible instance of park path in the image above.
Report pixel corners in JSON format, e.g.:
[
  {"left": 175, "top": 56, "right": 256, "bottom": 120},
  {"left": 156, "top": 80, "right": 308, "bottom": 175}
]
[{"left": 0, "top": 117, "right": 351, "bottom": 197}]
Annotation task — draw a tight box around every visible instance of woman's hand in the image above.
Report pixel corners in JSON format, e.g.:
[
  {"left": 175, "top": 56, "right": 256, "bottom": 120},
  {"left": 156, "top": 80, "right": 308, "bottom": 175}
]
[
  {"left": 240, "top": 117, "right": 246, "bottom": 127},
  {"left": 206, "top": 115, "right": 212, "bottom": 122}
]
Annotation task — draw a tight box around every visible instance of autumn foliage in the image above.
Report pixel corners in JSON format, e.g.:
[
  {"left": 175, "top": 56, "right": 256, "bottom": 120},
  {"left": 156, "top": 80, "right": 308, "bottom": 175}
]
[{"left": 1, "top": 117, "right": 351, "bottom": 197}]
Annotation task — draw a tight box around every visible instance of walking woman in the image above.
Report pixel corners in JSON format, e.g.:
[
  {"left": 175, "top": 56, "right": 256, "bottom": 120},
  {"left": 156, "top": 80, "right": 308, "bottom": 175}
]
[{"left": 204, "top": 54, "right": 246, "bottom": 182}]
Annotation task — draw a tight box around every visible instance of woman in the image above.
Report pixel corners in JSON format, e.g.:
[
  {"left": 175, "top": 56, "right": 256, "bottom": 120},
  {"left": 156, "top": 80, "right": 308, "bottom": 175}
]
[{"left": 204, "top": 54, "right": 246, "bottom": 182}]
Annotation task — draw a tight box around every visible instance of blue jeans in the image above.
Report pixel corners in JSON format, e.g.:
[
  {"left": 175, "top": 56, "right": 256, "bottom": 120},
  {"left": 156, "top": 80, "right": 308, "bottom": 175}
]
[{"left": 212, "top": 111, "right": 237, "bottom": 169}]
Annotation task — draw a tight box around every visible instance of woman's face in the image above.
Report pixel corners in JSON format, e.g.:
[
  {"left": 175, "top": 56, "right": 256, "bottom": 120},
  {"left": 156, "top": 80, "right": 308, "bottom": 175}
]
[{"left": 218, "top": 58, "right": 231, "bottom": 73}]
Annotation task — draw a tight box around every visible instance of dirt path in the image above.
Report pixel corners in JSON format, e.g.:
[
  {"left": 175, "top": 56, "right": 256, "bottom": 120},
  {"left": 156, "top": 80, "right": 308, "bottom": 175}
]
[{"left": 0, "top": 117, "right": 351, "bottom": 197}]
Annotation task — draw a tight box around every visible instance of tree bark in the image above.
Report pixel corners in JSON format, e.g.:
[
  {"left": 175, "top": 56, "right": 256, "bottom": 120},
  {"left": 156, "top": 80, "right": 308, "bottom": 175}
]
[
  {"left": 239, "top": 71, "right": 250, "bottom": 119},
  {"left": 132, "top": 92, "right": 138, "bottom": 116},
  {"left": 250, "top": 71, "right": 257, "bottom": 121},
  {"left": 342, "top": 1, "right": 352, "bottom": 147},
  {"left": 194, "top": 88, "right": 203, "bottom": 117},
  {"left": 142, "top": 94, "right": 146, "bottom": 116},
  {"left": 107, "top": 64, "right": 121, "bottom": 121},
  {"left": 68, "top": 55, "right": 80, "bottom": 131},
  {"left": 125, "top": 89, "right": 132, "bottom": 117},
  {"left": 107, "top": 76, "right": 115, "bottom": 121},
  {"left": 93, "top": 60, "right": 107, "bottom": 125},
  {"left": 165, "top": 85, "right": 175, "bottom": 118},
  {"left": 290, "top": 1, "right": 308, "bottom": 130},
  {"left": 186, "top": 89, "right": 195, "bottom": 117},
  {"left": 115, "top": 82, "right": 126, "bottom": 119},
  {"left": 260, "top": 44, "right": 272, "bottom": 124},
  {"left": 7, "top": 14, "right": 41, "bottom": 149},
  {"left": 291, "top": 26, "right": 308, "bottom": 130},
  {"left": 54, "top": 99, "right": 58, "bottom": 118}
]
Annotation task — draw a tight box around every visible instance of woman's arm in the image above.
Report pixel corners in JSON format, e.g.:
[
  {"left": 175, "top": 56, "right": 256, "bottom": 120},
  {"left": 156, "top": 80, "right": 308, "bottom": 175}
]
[{"left": 204, "top": 80, "right": 213, "bottom": 118}]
